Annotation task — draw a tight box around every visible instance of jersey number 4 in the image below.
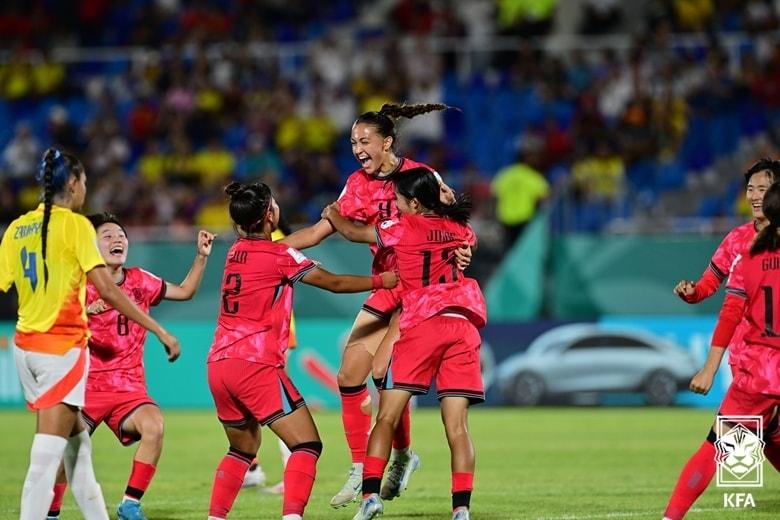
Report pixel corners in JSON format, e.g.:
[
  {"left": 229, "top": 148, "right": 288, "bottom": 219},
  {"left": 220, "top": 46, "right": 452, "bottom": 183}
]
[{"left": 20, "top": 247, "right": 38, "bottom": 291}]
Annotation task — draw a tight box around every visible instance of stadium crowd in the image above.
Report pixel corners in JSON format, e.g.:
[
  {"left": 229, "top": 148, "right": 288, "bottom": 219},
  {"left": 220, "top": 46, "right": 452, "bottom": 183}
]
[{"left": 1, "top": 0, "right": 780, "bottom": 235}]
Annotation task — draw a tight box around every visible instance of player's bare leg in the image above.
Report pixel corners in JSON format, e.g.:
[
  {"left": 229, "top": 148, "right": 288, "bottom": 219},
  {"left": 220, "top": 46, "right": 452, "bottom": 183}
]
[
  {"left": 116, "top": 405, "right": 163, "bottom": 520},
  {"left": 441, "top": 397, "right": 475, "bottom": 520},
  {"left": 331, "top": 310, "right": 385, "bottom": 508},
  {"left": 372, "top": 312, "right": 420, "bottom": 501}
]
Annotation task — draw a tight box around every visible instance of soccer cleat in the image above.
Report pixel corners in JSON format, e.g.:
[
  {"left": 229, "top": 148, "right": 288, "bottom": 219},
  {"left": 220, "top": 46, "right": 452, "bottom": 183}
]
[
  {"left": 330, "top": 464, "right": 363, "bottom": 508},
  {"left": 352, "top": 493, "right": 383, "bottom": 520},
  {"left": 242, "top": 464, "right": 267, "bottom": 488},
  {"left": 380, "top": 450, "right": 420, "bottom": 500},
  {"left": 117, "top": 500, "right": 148, "bottom": 520},
  {"left": 45, "top": 517, "right": 59, "bottom": 520},
  {"left": 452, "top": 506, "right": 471, "bottom": 520}
]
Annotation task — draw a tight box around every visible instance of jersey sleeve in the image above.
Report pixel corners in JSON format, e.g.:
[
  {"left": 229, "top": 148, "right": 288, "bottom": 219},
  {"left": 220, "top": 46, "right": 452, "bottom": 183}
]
[
  {"left": 138, "top": 268, "right": 167, "bottom": 306},
  {"left": 0, "top": 226, "right": 14, "bottom": 292},
  {"left": 277, "top": 246, "right": 317, "bottom": 284},
  {"left": 375, "top": 218, "right": 404, "bottom": 248},
  {"left": 709, "top": 230, "right": 740, "bottom": 282},
  {"left": 337, "top": 175, "right": 366, "bottom": 222},
  {"left": 70, "top": 214, "right": 105, "bottom": 274},
  {"left": 464, "top": 224, "right": 477, "bottom": 247}
]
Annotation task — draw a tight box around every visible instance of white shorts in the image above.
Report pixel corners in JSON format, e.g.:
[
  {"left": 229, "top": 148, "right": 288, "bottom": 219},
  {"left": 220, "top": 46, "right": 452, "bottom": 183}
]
[{"left": 13, "top": 346, "right": 89, "bottom": 410}]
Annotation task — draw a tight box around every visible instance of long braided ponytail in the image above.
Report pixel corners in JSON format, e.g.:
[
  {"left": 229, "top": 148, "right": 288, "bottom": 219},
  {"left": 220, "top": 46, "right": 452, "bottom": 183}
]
[
  {"left": 354, "top": 102, "right": 453, "bottom": 150},
  {"left": 40, "top": 149, "right": 56, "bottom": 289}
]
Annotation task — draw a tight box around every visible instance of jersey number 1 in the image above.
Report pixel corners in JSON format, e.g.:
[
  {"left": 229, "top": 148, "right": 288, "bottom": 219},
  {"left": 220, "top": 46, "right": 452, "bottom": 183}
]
[
  {"left": 20, "top": 247, "right": 38, "bottom": 291},
  {"left": 762, "top": 286, "right": 780, "bottom": 337},
  {"left": 421, "top": 249, "right": 458, "bottom": 287}
]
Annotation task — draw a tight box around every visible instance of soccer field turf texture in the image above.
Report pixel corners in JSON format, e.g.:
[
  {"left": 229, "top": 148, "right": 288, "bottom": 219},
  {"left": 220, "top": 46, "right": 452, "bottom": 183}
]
[{"left": 1, "top": 408, "right": 777, "bottom": 519}]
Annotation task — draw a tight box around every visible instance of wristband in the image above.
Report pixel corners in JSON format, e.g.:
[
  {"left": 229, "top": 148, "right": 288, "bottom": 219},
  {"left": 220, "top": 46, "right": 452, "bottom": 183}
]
[{"left": 371, "top": 274, "right": 383, "bottom": 290}]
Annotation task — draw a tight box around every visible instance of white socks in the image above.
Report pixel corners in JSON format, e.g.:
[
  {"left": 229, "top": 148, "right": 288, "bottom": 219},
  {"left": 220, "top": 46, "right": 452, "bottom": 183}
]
[
  {"left": 279, "top": 437, "right": 292, "bottom": 467},
  {"left": 282, "top": 515, "right": 303, "bottom": 520},
  {"left": 20, "top": 434, "right": 67, "bottom": 520},
  {"left": 64, "top": 429, "right": 108, "bottom": 520}
]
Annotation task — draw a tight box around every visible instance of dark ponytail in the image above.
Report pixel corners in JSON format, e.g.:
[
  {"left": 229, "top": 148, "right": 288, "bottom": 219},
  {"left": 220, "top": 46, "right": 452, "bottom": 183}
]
[
  {"left": 36, "top": 148, "right": 85, "bottom": 289},
  {"left": 354, "top": 102, "right": 453, "bottom": 150},
  {"left": 392, "top": 167, "right": 472, "bottom": 225},
  {"left": 40, "top": 150, "right": 55, "bottom": 289},
  {"left": 224, "top": 181, "right": 273, "bottom": 235},
  {"left": 751, "top": 182, "right": 780, "bottom": 255}
]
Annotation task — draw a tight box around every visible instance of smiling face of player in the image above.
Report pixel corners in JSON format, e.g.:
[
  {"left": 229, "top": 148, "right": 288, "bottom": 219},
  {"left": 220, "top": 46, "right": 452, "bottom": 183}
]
[
  {"left": 351, "top": 121, "right": 396, "bottom": 177},
  {"left": 747, "top": 170, "right": 774, "bottom": 224},
  {"left": 95, "top": 222, "right": 128, "bottom": 269}
]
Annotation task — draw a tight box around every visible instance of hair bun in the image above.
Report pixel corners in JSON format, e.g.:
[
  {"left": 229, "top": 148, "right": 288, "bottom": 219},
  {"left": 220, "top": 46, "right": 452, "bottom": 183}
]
[{"left": 224, "top": 182, "right": 247, "bottom": 197}]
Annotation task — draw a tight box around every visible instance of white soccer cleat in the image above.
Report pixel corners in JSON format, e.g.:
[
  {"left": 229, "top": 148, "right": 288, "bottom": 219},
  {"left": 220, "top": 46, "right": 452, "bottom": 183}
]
[
  {"left": 242, "top": 465, "right": 267, "bottom": 488},
  {"left": 330, "top": 464, "right": 363, "bottom": 508},
  {"left": 380, "top": 449, "right": 420, "bottom": 500},
  {"left": 452, "top": 506, "right": 470, "bottom": 520},
  {"left": 352, "top": 493, "right": 383, "bottom": 520}
]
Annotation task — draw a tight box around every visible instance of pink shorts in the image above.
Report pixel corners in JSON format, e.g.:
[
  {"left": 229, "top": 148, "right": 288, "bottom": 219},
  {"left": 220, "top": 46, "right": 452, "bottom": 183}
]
[
  {"left": 81, "top": 390, "right": 157, "bottom": 445},
  {"left": 385, "top": 315, "right": 484, "bottom": 404},
  {"left": 208, "top": 358, "right": 305, "bottom": 426},
  {"left": 362, "top": 285, "right": 402, "bottom": 322}
]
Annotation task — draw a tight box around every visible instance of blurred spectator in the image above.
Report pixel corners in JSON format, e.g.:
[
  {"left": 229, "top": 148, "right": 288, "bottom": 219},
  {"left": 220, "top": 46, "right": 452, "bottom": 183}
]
[
  {"left": 580, "top": 0, "right": 623, "bottom": 34},
  {"left": 2, "top": 121, "right": 40, "bottom": 179},
  {"left": 491, "top": 136, "right": 550, "bottom": 248},
  {"left": 572, "top": 139, "right": 625, "bottom": 203}
]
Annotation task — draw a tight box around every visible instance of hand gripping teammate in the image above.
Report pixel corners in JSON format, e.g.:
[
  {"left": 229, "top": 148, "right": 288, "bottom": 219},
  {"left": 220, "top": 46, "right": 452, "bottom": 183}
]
[
  {"left": 323, "top": 167, "right": 486, "bottom": 520},
  {"left": 0, "top": 148, "right": 178, "bottom": 520},
  {"left": 206, "top": 181, "right": 397, "bottom": 520},
  {"left": 281, "top": 102, "right": 471, "bottom": 507},
  {"left": 45, "top": 212, "right": 214, "bottom": 520}
]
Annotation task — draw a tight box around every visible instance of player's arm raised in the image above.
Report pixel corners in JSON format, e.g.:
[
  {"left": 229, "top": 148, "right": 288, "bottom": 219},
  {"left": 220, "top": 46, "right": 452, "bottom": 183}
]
[
  {"left": 321, "top": 203, "right": 376, "bottom": 244},
  {"left": 279, "top": 218, "right": 335, "bottom": 250},
  {"left": 302, "top": 267, "right": 396, "bottom": 293},
  {"left": 165, "top": 230, "right": 215, "bottom": 301},
  {"left": 88, "top": 266, "right": 181, "bottom": 361}
]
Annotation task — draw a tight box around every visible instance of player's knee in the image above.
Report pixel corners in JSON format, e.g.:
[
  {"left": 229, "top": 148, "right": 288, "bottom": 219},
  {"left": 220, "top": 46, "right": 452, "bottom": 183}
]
[
  {"left": 290, "top": 440, "right": 323, "bottom": 459},
  {"left": 374, "top": 409, "right": 399, "bottom": 430}
]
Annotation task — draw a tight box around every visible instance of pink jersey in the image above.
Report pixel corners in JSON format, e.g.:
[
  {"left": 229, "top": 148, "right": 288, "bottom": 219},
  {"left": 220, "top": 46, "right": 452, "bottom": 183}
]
[
  {"left": 338, "top": 157, "right": 433, "bottom": 274},
  {"left": 208, "top": 238, "right": 316, "bottom": 367},
  {"left": 376, "top": 213, "right": 486, "bottom": 332},
  {"left": 86, "top": 267, "right": 166, "bottom": 393},
  {"left": 706, "top": 222, "right": 758, "bottom": 360},
  {"left": 726, "top": 250, "right": 780, "bottom": 349}
]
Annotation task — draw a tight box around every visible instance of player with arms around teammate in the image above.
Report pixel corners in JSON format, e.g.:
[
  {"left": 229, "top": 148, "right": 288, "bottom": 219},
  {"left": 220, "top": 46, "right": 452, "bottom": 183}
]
[
  {"left": 45, "top": 213, "right": 215, "bottom": 520},
  {"left": 0, "top": 149, "right": 179, "bottom": 520},
  {"left": 322, "top": 167, "right": 486, "bottom": 520},
  {"left": 674, "top": 158, "right": 780, "bottom": 371},
  {"left": 207, "top": 181, "right": 397, "bottom": 520},
  {"left": 281, "top": 103, "right": 469, "bottom": 507},
  {"left": 663, "top": 181, "right": 780, "bottom": 519}
]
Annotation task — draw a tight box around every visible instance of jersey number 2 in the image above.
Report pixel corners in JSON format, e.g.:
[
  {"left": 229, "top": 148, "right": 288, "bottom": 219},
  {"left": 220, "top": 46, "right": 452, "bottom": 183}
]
[
  {"left": 222, "top": 273, "right": 242, "bottom": 314},
  {"left": 20, "top": 247, "right": 38, "bottom": 291}
]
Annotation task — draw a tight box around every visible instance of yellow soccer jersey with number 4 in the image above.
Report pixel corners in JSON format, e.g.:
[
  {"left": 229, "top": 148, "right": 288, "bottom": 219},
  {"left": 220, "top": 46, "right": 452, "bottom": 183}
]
[{"left": 0, "top": 204, "right": 105, "bottom": 354}]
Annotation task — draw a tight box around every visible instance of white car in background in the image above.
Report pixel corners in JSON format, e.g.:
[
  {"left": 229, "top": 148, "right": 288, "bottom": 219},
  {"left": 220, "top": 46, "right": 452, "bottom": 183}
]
[{"left": 496, "top": 324, "right": 698, "bottom": 406}]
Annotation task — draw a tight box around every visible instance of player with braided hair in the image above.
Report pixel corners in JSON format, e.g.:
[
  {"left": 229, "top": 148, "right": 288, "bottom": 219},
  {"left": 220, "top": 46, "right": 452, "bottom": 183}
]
[
  {"left": 0, "top": 148, "right": 179, "bottom": 520},
  {"left": 280, "top": 102, "right": 471, "bottom": 507}
]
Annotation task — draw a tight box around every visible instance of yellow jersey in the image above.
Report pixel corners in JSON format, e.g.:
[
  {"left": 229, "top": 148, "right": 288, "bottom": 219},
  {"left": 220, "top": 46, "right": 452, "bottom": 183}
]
[
  {"left": 271, "top": 228, "right": 297, "bottom": 348},
  {"left": 0, "top": 204, "right": 105, "bottom": 354}
]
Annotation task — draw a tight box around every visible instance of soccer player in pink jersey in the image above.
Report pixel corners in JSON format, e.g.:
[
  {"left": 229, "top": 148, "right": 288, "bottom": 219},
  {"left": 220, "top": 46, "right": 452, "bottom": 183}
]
[
  {"left": 206, "top": 181, "right": 397, "bottom": 520},
  {"left": 674, "top": 158, "right": 780, "bottom": 371},
  {"left": 45, "top": 212, "right": 214, "bottom": 520},
  {"left": 664, "top": 181, "right": 780, "bottom": 519},
  {"left": 322, "top": 167, "right": 486, "bottom": 520},
  {"left": 280, "top": 102, "right": 470, "bottom": 507}
]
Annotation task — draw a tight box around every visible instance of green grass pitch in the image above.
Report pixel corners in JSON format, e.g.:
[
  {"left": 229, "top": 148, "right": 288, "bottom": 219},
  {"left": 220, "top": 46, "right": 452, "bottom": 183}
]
[{"left": 1, "top": 407, "right": 778, "bottom": 519}]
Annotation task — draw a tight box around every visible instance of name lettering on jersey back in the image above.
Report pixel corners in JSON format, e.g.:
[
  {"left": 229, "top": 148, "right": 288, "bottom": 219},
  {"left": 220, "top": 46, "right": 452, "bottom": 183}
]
[
  {"left": 763, "top": 257, "right": 780, "bottom": 271},
  {"left": 427, "top": 230, "right": 456, "bottom": 243},
  {"left": 229, "top": 250, "right": 248, "bottom": 264},
  {"left": 13, "top": 223, "right": 42, "bottom": 239}
]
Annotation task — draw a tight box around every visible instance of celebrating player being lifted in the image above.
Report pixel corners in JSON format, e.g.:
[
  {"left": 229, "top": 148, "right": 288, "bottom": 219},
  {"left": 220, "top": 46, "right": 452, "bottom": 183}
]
[{"left": 322, "top": 167, "right": 487, "bottom": 520}]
